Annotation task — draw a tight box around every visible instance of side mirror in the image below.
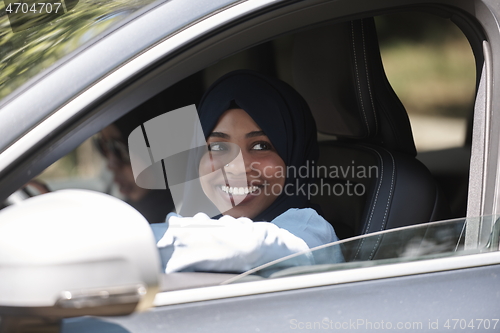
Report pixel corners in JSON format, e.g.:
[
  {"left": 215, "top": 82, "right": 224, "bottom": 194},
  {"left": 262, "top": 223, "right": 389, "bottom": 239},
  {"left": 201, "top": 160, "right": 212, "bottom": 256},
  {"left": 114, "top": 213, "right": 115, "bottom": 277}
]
[{"left": 0, "top": 190, "right": 160, "bottom": 332}]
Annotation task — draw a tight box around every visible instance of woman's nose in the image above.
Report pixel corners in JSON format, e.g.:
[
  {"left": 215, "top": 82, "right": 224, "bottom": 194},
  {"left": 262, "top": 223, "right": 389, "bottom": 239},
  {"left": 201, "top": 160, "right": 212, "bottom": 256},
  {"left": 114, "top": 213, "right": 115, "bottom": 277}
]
[{"left": 224, "top": 150, "right": 252, "bottom": 175}]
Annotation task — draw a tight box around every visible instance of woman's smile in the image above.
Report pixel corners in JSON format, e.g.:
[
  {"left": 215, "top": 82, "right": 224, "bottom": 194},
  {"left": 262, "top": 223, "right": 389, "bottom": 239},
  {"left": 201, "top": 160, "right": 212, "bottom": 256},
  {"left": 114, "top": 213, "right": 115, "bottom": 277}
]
[
  {"left": 219, "top": 185, "right": 259, "bottom": 195},
  {"left": 216, "top": 184, "right": 260, "bottom": 206}
]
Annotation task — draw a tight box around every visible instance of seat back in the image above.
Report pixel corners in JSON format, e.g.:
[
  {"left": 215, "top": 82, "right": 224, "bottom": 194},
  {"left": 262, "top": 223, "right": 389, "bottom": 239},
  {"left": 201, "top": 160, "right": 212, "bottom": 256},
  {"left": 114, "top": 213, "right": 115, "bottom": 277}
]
[{"left": 292, "top": 18, "right": 451, "bottom": 259}]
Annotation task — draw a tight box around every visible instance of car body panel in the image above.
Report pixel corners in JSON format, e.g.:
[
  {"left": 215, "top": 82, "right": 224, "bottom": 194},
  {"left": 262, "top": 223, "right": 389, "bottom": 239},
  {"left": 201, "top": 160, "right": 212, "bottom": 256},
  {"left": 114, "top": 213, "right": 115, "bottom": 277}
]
[{"left": 62, "top": 263, "right": 500, "bottom": 332}]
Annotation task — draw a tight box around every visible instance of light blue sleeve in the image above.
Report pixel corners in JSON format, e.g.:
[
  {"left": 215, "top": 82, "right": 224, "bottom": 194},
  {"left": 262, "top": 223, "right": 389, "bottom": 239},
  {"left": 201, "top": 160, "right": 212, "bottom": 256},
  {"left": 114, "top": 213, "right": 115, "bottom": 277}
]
[
  {"left": 149, "top": 212, "right": 179, "bottom": 244},
  {"left": 271, "top": 208, "right": 344, "bottom": 263},
  {"left": 271, "top": 208, "right": 338, "bottom": 248}
]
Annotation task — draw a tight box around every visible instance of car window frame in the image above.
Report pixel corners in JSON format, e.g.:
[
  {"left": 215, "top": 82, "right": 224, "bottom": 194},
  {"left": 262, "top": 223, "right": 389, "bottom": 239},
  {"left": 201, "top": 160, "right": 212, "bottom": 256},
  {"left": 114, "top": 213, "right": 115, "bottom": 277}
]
[{"left": 152, "top": 215, "right": 500, "bottom": 305}]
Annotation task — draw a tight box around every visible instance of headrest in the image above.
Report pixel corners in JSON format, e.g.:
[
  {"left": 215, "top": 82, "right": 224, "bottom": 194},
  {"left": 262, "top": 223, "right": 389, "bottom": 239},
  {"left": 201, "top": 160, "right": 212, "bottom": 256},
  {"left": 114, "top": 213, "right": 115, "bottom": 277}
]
[{"left": 293, "top": 18, "right": 416, "bottom": 156}]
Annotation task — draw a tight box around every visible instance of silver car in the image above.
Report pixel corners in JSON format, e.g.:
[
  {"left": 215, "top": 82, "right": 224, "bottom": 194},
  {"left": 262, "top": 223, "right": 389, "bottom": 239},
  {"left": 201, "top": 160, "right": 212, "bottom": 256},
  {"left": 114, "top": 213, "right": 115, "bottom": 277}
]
[{"left": 0, "top": 0, "right": 499, "bottom": 332}]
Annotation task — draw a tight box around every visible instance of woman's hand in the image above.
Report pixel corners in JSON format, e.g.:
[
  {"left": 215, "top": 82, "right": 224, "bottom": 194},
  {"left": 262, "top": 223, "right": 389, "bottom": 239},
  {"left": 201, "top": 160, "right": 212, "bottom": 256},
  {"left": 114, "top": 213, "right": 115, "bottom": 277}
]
[{"left": 153, "top": 213, "right": 313, "bottom": 274}]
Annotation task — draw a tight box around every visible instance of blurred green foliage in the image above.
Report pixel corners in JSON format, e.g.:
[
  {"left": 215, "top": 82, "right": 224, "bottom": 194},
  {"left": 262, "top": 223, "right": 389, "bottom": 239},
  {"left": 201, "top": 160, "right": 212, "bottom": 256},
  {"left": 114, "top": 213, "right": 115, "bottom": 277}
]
[
  {"left": 377, "top": 12, "right": 465, "bottom": 45},
  {"left": 0, "top": 0, "right": 156, "bottom": 101},
  {"left": 5, "top": 0, "right": 66, "bottom": 33},
  {"left": 377, "top": 13, "right": 476, "bottom": 118}
]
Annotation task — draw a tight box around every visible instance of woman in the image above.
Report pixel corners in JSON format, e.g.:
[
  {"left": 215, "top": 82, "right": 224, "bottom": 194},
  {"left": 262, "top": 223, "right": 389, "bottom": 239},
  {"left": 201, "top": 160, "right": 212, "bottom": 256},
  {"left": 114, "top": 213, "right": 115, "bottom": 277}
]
[{"left": 153, "top": 70, "right": 342, "bottom": 273}]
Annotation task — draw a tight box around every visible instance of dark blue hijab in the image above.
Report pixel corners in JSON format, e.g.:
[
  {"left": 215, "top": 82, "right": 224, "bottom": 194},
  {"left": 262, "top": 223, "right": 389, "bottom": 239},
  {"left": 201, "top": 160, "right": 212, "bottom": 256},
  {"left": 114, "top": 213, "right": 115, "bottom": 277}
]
[{"left": 197, "top": 69, "right": 319, "bottom": 222}]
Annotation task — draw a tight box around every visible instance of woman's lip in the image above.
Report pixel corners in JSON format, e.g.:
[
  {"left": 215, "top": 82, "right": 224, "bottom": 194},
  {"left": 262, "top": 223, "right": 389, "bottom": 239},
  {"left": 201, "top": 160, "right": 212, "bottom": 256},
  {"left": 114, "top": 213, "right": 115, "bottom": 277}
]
[
  {"left": 218, "top": 180, "right": 263, "bottom": 186},
  {"left": 221, "top": 180, "right": 262, "bottom": 187}
]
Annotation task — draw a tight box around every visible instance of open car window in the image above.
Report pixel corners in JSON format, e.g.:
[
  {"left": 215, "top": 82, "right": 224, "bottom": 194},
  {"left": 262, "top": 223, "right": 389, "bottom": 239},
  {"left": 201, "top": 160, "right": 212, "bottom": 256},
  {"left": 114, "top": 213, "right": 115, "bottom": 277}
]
[
  {"left": 11, "top": 10, "right": 475, "bottom": 214},
  {"left": 0, "top": 0, "right": 485, "bottom": 296},
  {"left": 229, "top": 215, "right": 500, "bottom": 281}
]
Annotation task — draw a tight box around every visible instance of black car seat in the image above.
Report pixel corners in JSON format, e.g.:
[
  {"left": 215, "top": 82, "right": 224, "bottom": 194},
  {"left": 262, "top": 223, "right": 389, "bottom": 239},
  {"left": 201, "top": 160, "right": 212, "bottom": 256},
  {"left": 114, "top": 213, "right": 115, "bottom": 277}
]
[{"left": 293, "top": 18, "right": 452, "bottom": 260}]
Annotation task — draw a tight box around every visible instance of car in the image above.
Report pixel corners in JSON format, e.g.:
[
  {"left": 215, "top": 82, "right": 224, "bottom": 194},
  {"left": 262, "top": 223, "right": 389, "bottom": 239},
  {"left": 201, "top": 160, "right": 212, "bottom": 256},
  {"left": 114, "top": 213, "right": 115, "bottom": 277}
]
[{"left": 0, "top": 0, "right": 500, "bottom": 332}]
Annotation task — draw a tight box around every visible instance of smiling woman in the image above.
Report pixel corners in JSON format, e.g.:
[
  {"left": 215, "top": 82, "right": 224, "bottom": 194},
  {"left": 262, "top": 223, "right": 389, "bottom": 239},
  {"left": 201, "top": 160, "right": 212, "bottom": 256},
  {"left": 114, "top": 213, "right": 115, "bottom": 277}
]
[
  {"left": 199, "top": 108, "right": 287, "bottom": 219},
  {"left": 153, "top": 70, "right": 343, "bottom": 273},
  {"left": 195, "top": 70, "right": 323, "bottom": 220}
]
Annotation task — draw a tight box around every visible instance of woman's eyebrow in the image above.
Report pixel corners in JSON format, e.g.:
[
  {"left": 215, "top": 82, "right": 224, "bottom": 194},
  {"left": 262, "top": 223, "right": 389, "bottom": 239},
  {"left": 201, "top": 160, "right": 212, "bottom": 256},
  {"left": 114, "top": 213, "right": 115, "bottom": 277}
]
[
  {"left": 245, "top": 130, "right": 266, "bottom": 138},
  {"left": 209, "top": 132, "right": 229, "bottom": 139}
]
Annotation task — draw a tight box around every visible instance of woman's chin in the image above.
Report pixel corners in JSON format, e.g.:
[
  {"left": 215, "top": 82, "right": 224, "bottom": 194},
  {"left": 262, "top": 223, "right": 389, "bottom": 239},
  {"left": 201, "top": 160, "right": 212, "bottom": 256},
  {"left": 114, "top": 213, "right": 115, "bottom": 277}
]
[{"left": 222, "top": 206, "right": 256, "bottom": 219}]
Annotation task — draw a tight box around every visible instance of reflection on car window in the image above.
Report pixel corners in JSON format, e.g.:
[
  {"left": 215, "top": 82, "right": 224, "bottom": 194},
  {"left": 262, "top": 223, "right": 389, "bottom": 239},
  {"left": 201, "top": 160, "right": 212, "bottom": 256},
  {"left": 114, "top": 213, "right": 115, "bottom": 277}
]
[
  {"left": 228, "top": 216, "right": 500, "bottom": 280},
  {"left": 0, "top": 0, "right": 157, "bottom": 101},
  {"left": 377, "top": 13, "right": 475, "bottom": 219},
  {"left": 34, "top": 137, "right": 111, "bottom": 192},
  {"left": 377, "top": 13, "right": 475, "bottom": 153}
]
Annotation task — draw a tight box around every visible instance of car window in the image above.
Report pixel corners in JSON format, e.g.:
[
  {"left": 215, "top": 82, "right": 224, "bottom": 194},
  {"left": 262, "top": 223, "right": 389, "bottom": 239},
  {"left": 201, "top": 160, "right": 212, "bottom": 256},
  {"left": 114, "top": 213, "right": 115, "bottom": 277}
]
[
  {"left": 0, "top": 0, "right": 158, "bottom": 101},
  {"left": 377, "top": 13, "right": 475, "bottom": 219},
  {"left": 10, "top": 72, "right": 204, "bottom": 219},
  {"left": 16, "top": 10, "right": 476, "bottom": 225},
  {"left": 230, "top": 215, "right": 500, "bottom": 281},
  {"left": 2, "top": 7, "right": 483, "bottom": 291},
  {"left": 377, "top": 12, "right": 475, "bottom": 153},
  {"left": 29, "top": 137, "right": 113, "bottom": 193}
]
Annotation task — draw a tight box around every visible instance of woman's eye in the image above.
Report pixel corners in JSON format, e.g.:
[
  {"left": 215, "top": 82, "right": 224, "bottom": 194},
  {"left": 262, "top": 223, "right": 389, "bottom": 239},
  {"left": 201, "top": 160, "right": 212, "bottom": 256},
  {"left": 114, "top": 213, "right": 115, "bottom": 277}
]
[
  {"left": 252, "top": 142, "right": 271, "bottom": 151},
  {"left": 208, "top": 142, "right": 227, "bottom": 151}
]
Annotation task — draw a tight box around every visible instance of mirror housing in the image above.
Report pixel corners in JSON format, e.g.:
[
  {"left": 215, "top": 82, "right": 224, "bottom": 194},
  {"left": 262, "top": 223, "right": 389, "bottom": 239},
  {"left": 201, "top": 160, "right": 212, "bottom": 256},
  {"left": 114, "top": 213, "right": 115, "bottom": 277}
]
[{"left": 0, "top": 190, "right": 160, "bottom": 321}]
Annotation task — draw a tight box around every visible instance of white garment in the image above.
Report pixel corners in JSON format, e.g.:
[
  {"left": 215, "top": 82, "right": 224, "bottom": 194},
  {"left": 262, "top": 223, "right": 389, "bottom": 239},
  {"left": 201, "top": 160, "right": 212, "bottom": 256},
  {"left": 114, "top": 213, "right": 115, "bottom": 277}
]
[{"left": 151, "top": 208, "right": 341, "bottom": 274}]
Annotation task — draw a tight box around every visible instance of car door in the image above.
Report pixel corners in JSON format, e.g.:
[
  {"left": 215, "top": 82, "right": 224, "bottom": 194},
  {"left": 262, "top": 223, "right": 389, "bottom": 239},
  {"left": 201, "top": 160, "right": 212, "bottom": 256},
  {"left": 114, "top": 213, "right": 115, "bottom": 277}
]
[{"left": 1, "top": 0, "right": 500, "bottom": 332}]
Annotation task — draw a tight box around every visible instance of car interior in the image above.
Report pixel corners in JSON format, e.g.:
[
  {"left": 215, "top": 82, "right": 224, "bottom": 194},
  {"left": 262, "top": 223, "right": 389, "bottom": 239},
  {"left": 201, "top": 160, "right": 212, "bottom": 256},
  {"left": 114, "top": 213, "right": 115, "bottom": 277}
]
[{"left": 3, "top": 8, "right": 481, "bottom": 265}]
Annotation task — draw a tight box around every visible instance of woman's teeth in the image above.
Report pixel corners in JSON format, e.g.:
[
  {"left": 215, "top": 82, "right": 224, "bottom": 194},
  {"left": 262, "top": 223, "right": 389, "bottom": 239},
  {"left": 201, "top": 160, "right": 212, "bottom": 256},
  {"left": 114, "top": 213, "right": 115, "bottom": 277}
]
[{"left": 221, "top": 185, "right": 258, "bottom": 195}]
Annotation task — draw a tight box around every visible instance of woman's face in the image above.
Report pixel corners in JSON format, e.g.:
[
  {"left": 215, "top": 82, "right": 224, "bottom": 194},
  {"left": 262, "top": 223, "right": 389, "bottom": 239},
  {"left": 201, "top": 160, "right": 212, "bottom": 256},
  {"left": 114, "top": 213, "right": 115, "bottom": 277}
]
[{"left": 199, "top": 108, "right": 286, "bottom": 219}]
